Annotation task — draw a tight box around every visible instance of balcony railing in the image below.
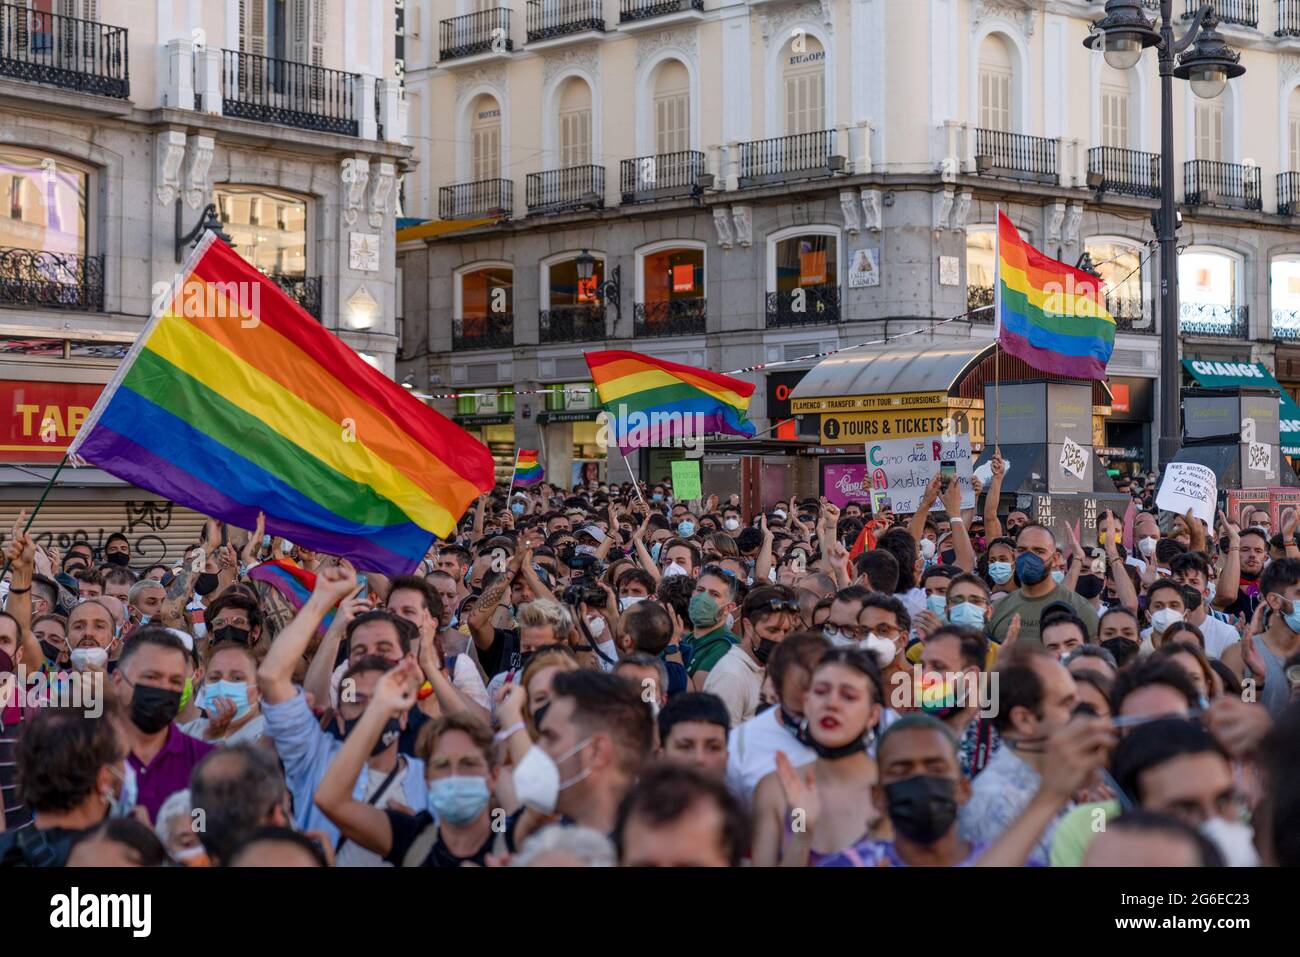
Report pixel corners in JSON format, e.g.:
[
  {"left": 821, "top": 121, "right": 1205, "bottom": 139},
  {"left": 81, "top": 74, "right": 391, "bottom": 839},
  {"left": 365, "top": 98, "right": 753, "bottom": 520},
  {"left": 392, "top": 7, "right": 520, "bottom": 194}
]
[
  {"left": 454, "top": 314, "right": 514, "bottom": 350},
  {"left": 0, "top": 247, "right": 104, "bottom": 311},
  {"left": 1280, "top": 172, "right": 1300, "bottom": 215},
  {"left": 967, "top": 284, "right": 995, "bottom": 322},
  {"left": 1280, "top": 0, "right": 1300, "bottom": 35},
  {"left": 0, "top": 2, "right": 128, "bottom": 98},
  {"left": 220, "top": 49, "right": 359, "bottom": 136},
  {"left": 1273, "top": 309, "right": 1300, "bottom": 339},
  {"left": 1185, "top": 0, "right": 1257, "bottom": 27},
  {"left": 620, "top": 151, "right": 706, "bottom": 203},
  {"left": 1184, "top": 160, "right": 1262, "bottom": 210},
  {"left": 634, "top": 298, "right": 706, "bottom": 337},
  {"left": 620, "top": 0, "right": 704, "bottom": 23},
  {"left": 440, "top": 179, "right": 514, "bottom": 220},
  {"left": 526, "top": 165, "right": 605, "bottom": 214},
  {"left": 540, "top": 305, "right": 607, "bottom": 342},
  {"left": 526, "top": 0, "right": 606, "bottom": 42},
  {"left": 268, "top": 274, "right": 322, "bottom": 320},
  {"left": 975, "top": 129, "right": 1058, "bottom": 184},
  {"left": 766, "top": 284, "right": 841, "bottom": 328},
  {"left": 440, "top": 8, "right": 512, "bottom": 60},
  {"left": 1088, "top": 147, "right": 1161, "bottom": 199},
  {"left": 1179, "top": 302, "right": 1249, "bottom": 338},
  {"left": 1108, "top": 296, "right": 1155, "bottom": 334},
  {"left": 737, "top": 130, "right": 840, "bottom": 187}
]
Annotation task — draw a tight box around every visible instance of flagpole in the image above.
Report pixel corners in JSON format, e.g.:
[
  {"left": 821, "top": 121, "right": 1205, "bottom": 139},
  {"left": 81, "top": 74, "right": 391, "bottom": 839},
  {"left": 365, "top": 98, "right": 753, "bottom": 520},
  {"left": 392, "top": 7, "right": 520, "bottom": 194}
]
[
  {"left": 508, "top": 453, "right": 518, "bottom": 502},
  {"left": 994, "top": 205, "right": 1002, "bottom": 452},
  {"left": 0, "top": 451, "right": 70, "bottom": 578},
  {"left": 622, "top": 452, "right": 647, "bottom": 507}
]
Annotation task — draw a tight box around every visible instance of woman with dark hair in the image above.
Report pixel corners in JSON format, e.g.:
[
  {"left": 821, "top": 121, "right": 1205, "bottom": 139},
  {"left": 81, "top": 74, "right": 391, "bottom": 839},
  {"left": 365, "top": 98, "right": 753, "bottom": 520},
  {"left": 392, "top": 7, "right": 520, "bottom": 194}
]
[
  {"left": 751, "top": 648, "right": 884, "bottom": 866},
  {"left": 67, "top": 817, "right": 168, "bottom": 867}
]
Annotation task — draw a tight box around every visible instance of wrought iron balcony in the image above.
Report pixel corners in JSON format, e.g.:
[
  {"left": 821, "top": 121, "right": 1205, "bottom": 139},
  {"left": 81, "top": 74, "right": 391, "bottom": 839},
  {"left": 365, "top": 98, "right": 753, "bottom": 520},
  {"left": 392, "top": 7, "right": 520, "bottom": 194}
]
[
  {"left": 1184, "top": 160, "right": 1262, "bottom": 210},
  {"left": 0, "top": 2, "right": 128, "bottom": 98},
  {"left": 766, "top": 284, "right": 841, "bottom": 328},
  {"left": 1179, "top": 302, "right": 1249, "bottom": 338},
  {"left": 440, "top": 179, "right": 514, "bottom": 220},
  {"left": 1280, "top": 0, "right": 1300, "bottom": 35},
  {"left": 453, "top": 313, "right": 514, "bottom": 350},
  {"left": 1108, "top": 296, "right": 1154, "bottom": 334},
  {"left": 974, "top": 129, "right": 1058, "bottom": 184},
  {"left": 0, "top": 246, "right": 104, "bottom": 311},
  {"left": 1273, "top": 309, "right": 1300, "bottom": 340},
  {"left": 220, "top": 49, "right": 359, "bottom": 136},
  {"left": 1185, "top": 0, "right": 1257, "bottom": 27},
  {"left": 1088, "top": 147, "right": 1161, "bottom": 199},
  {"left": 620, "top": 0, "right": 704, "bottom": 23},
  {"left": 634, "top": 298, "right": 706, "bottom": 337},
  {"left": 526, "top": 0, "right": 605, "bottom": 42},
  {"left": 526, "top": 165, "right": 605, "bottom": 214},
  {"left": 620, "top": 151, "right": 706, "bottom": 203},
  {"left": 967, "top": 285, "right": 995, "bottom": 322},
  {"left": 440, "top": 8, "right": 512, "bottom": 60},
  {"left": 268, "top": 274, "right": 322, "bottom": 321},
  {"left": 540, "top": 304, "right": 607, "bottom": 342},
  {"left": 737, "top": 130, "right": 841, "bottom": 188},
  {"left": 1280, "top": 172, "right": 1300, "bottom": 216}
]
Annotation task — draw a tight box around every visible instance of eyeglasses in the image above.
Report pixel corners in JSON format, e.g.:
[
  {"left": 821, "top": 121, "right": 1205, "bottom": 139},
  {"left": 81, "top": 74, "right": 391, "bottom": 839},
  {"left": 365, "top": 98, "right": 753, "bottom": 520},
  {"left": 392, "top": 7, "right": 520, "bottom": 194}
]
[{"left": 754, "top": 598, "right": 800, "bottom": 614}]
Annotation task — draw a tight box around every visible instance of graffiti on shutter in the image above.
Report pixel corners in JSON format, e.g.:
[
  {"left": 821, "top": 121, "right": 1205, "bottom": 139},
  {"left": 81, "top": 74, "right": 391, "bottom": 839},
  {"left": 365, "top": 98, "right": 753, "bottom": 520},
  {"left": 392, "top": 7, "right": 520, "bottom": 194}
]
[{"left": 0, "top": 500, "right": 208, "bottom": 569}]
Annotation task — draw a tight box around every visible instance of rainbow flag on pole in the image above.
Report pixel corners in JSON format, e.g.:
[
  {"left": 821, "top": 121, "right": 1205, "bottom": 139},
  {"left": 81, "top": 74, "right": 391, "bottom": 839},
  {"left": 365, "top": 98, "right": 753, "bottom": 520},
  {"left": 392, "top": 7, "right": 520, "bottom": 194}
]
[
  {"left": 514, "top": 449, "right": 544, "bottom": 486},
  {"left": 247, "top": 560, "right": 339, "bottom": 636},
  {"left": 585, "top": 349, "right": 756, "bottom": 455},
  {"left": 68, "top": 233, "right": 496, "bottom": 575},
  {"left": 995, "top": 210, "right": 1116, "bottom": 381}
]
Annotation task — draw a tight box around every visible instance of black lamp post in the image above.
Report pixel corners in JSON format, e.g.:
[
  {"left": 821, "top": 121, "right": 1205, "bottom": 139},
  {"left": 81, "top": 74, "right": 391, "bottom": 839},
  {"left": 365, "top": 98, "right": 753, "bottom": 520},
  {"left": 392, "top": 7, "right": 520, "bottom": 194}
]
[
  {"left": 1084, "top": 1, "right": 1244, "bottom": 468},
  {"left": 575, "top": 248, "right": 621, "bottom": 322},
  {"left": 174, "top": 201, "right": 233, "bottom": 263}
]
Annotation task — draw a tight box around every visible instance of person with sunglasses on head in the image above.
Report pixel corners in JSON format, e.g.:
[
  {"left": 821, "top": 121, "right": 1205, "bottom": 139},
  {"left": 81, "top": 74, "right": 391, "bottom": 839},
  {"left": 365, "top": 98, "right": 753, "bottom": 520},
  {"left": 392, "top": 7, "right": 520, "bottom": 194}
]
[{"left": 704, "top": 585, "right": 801, "bottom": 727}]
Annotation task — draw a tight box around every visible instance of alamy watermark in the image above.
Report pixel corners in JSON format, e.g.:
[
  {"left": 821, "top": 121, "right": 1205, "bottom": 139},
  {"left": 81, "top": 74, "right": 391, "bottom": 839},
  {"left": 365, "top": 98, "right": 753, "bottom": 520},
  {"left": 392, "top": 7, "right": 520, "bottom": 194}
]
[{"left": 151, "top": 274, "right": 262, "bottom": 328}]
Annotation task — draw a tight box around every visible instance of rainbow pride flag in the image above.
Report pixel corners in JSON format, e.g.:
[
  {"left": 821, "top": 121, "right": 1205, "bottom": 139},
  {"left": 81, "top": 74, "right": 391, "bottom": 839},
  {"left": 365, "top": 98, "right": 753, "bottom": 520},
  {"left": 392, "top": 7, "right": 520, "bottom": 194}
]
[
  {"left": 247, "top": 560, "right": 340, "bottom": 636},
  {"left": 585, "top": 350, "right": 756, "bottom": 455},
  {"left": 996, "top": 210, "right": 1115, "bottom": 381},
  {"left": 68, "top": 234, "right": 496, "bottom": 576},
  {"left": 514, "top": 449, "right": 544, "bottom": 486}
]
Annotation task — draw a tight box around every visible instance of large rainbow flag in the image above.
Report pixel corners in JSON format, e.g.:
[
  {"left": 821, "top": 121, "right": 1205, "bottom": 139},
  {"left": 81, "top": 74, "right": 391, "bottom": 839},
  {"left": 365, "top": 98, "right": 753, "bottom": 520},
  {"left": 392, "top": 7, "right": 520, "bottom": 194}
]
[
  {"left": 585, "top": 349, "right": 756, "bottom": 455},
  {"left": 513, "top": 449, "right": 544, "bottom": 486},
  {"left": 68, "top": 233, "right": 496, "bottom": 575},
  {"left": 996, "top": 210, "right": 1116, "bottom": 381}
]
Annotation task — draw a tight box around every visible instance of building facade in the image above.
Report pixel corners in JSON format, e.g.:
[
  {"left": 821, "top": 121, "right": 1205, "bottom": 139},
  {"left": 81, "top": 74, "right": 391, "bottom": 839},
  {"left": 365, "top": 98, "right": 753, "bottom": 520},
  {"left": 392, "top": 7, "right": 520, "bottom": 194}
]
[
  {"left": 0, "top": 0, "right": 408, "bottom": 558},
  {"left": 399, "top": 0, "right": 1300, "bottom": 482}
]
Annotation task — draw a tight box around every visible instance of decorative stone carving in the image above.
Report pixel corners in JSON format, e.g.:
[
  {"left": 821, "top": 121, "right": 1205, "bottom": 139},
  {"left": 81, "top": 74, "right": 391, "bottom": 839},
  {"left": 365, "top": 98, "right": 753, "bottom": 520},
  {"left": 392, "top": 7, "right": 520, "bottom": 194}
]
[
  {"left": 635, "top": 27, "right": 698, "bottom": 70},
  {"left": 861, "top": 189, "right": 882, "bottom": 232},
  {"left": 454, "top": 64, "right": 507, "bottom": 102},
  {"left": 155, "top": 130, "right": 186, "bottom": 206},
  {"left": 542, "top": 47, "right": 601, "bottom": 87},
  {"left": 971, "top": 0, "right": 1038, "bottom": 38},
  {"left": 369, "top": 161, "right": 396, "bottom": 228},
  {"left": 1047, "top": 201, "right": 1066, "bottom": 245},
  {"left": 758, "top": 1, "right": 831, "bottom": 43},
  {"left": 934, "top": 188, "right": 955, "bottom": 232},
  {"left": 1280, "top": 55, "right": 1300, "bottom": 88},
  {"left": 732, "top": 205, "right": 753, "bottom": 247},
  {"left": 183, "top": 134, "right": 214, "bottom": 210},
  {"left": 713, "top": 207, "right": 734, "bottom": 249},
  {"left": 951, "top": 190, "right": 973, "bottom": 231},
  {"left": 341, "top": 158, "right": 370, "bottom": 227},
  {"left": 1063, "top": 202, "right": 1084, "bottom": 247},
  {"left": 840, "top": 189, "right": 861, "bottom": 235}
]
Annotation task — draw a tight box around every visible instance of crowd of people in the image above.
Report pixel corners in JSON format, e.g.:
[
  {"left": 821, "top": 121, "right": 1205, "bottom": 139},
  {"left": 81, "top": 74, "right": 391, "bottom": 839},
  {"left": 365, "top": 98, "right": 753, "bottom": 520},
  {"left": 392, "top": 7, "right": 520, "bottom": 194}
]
[{"left": 0, "top": 451, "right": 1297, "bottom": 868}]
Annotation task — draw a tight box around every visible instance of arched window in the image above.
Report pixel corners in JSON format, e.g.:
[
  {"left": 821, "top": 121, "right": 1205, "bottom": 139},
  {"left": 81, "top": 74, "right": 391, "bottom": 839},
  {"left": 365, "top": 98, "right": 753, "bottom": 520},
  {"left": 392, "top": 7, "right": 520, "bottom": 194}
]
[
  {"left": 558, "top": 77, "right": 592, "bottom": 168},
  {"left": 1195, "top": 99, "right": 1224, "bottom": 162},
  {"left": 1085, "top": 237, "right": 1146, "bottom": 329},
  {"left": 653, "top": 59, "right": 690, "bottom": 156},
  {"left": 783, "top": 33, "right": 826, "bottom": 136},
  {"left": 454, "top": 263, "right": 514, "bottom": 349},
  {"left": 1099, "top": 65, "right": 1132, "bottom": 149},
  {"left": 1179, "top": 247, "right": 1243, "bottom": 336},
  {"left": 214, "top": 185, "right": 308, "bottom": 278},
  {"left": 636, "top": 241, "right": 705, "bottom": 337},
  {"left": 0, "top": 147, "right": 90, "bottom": 256},
  {"left": 966, "top": 225, "right": 996, "bottom": 312},
  {"left": 1272, "top": 255, "right": 1300, "bottom": 338},
  {"left": 469, "top": 93, "right": 502, "bottom": 181},
  {"left": 1288, "top": 88, "right": 1300, "bottom": 172},
  {"left": 541, "top": 252, "right": 607, "bottom": 342},
  {"left": 978, "top": 34, "right": 1013, "bottom": 132},
  {"left": 767, "top": 227, "right": 840, "bottom": 327}
]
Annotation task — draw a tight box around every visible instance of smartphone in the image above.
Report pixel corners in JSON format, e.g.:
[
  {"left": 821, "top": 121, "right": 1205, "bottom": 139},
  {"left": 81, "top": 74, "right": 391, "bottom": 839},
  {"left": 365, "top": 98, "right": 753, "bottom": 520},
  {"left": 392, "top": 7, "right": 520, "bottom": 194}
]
[
  {"left": 939, "top": 461, "right": 957, "bottom": 485},
  {"left": 880, "top": 497, "right": 892, "bottom": 512}
]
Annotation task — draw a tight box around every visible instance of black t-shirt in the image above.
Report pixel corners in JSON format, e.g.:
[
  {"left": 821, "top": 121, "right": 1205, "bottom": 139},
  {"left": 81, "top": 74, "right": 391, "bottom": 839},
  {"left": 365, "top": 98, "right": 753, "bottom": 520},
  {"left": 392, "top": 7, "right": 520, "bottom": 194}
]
[
  {"left": 383, "top": 808, "right": 519, "bottom": 867},
  {"left": 478, "top": 627, "right": 520, "bottom": 679},
  {"left": 0, "top": 825, "right": 85, "bottom": 867},
  {"left": 1224, "top": 581, "right": 1261, "bottom": 621}
]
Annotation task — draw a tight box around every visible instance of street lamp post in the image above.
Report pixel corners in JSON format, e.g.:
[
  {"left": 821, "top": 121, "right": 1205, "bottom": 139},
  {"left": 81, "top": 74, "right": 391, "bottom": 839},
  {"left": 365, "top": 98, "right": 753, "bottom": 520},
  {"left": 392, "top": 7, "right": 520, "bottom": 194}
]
[{"left": 1084, "top": 1, "right": 1244, "bottom": 468}]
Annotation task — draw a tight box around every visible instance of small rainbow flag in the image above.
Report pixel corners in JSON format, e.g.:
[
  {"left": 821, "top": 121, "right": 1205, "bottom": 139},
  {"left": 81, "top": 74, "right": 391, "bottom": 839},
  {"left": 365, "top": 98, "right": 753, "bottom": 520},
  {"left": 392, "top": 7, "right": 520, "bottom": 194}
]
[
  {"left": 514, "top": 449, "right": 544, "bottom": 486},
  {"left": 996, "top": 210, "right": 1115, "bottom": 381},
  {"left": 247, "top": 560, "right": 340, "bottom": 636},
  {"left": 68, "top": 234, "right": 496, "bottom": 575},
  {"left": 585, "top": 349, "right": 756, "bottom": 455}
]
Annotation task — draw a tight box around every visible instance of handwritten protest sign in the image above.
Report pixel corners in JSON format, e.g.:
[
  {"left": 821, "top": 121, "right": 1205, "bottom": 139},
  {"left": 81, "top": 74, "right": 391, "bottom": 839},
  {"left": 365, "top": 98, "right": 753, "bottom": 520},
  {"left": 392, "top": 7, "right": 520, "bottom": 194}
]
[
  {"left": 1155, "top": 462, "right": 1216, "bottom": 526},
  {"left": 863, "top": 436, "right": 974, "bottom": 514},
  {"left": 671, "top": 459, "right": 702, "bottom": 501},
  {"left": 1059, "top": 437, "right": 1088, "bottom": 480}
]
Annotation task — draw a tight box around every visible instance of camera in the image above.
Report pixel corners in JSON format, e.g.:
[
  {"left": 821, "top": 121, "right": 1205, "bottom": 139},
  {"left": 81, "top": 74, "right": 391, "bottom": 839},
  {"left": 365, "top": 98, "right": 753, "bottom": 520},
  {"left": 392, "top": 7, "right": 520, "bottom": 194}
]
[{"left": 562, "top": 578, "right": 607, "bottom": 609}]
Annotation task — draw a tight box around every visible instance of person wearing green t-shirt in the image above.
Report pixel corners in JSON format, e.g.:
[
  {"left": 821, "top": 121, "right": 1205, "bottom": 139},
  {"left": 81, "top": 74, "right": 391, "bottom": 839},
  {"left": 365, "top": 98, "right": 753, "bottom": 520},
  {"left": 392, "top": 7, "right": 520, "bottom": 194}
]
[
  {"left": 988, "top": 525, "right": 1098, "bottom": 645},
  {"left": 685, "top": 565, "right": 740, "bottom": 690}
]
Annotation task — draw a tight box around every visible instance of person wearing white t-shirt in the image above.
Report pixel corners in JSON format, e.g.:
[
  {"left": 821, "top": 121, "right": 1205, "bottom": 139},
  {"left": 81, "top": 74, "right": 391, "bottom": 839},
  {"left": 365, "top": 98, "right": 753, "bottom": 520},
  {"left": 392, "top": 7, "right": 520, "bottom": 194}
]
[
  {"left": 1169, "top": 553, "right": 1241, "bottom": 660},
  {"left": 705, "top": 585, "right": 800, "bottom": 727}
]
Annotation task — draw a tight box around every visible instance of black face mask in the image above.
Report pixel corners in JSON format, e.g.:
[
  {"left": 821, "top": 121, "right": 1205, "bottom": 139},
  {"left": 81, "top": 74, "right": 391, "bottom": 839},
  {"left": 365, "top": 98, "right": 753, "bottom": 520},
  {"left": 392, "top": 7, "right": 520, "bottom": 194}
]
[
  {"left": 129, "top": 683, "right": 182, "bottom": 734},
  {"left": 212, "top": 624, "right": 252, "bottom": 645},
  {"left": 1075, "top": 575, "right": 1105, "bottom": 600},
  {"left": 753, "top": 638, "right": 778, "bottom": 665},
  {"left": 105, "top": 551, "right": 131, "bottom": 567},
  {"left": 797, "top": 719, "right": 870, "bottom": 760},
  {"left": 884, "top": 774, "right": 959, "bottom": 845},
  {"left": 194, "top": 573, "right": 220, "bottom": 596},
  {"left": 341, "top": 715, "right": 402, "bottom": 756}
]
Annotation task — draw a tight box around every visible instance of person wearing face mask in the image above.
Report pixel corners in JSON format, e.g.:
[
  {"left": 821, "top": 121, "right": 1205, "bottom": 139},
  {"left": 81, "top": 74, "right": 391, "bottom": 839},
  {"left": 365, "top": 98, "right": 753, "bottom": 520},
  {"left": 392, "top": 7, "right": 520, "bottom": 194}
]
[
  {"left": 752, "top": 648, "right": 884, "bottom": 866},
  {"left": 61, "top": 599, "right": 122, "bottom": 675},
  {"left": 908, "top": 564, "right": 960, "bottom": 650},
  {"left": 1169, "top": 552, "right": 1239, "bottom": 660},
  {"left": 181, "top": 643, "right": 266, "bottom": 744},
  {"left": 957, "top": 643, "right": 1079, "bottom": 865},
  {"left": 204, "top": 592, "right": 263, "bottom": 651},
  {"left": 721, "top": 506, "right": 743, "bottom": 535},
  {"left": 0, "top": 705, "right": 133, "bottom": 867},
  {"left": 110, "top": 629, "right": 216, "bottom": 823},
  {"left": 103, "top": 532, "right": 133, "bottom": 571},
  {"left": 988, "top": 525, "right": 1099, "bottom": 646},
  {"left": 1138, "top": 578, "right": 1189, "bottom": 657},
  {"left": 483, "top": 599, "right": 574, "bottom": 705},
  {"left": 704, "top": 586, "right": 800, "bottom": 727},
  {"left": 982, "top": 537, "right": 1017, "bottom": 602},
  {"left": 124, "top": 578, "right": 165, "bottom": 635},
  {"left": 684, "top": 565, "right": 741, "bottom": 691},
  {"left": 315, "top": 664, "right": 517, "bottom": 867},
  {"left": 915, "top": 625, "right": 1000, "bottom": 779},
  {"left": 1221, "top": 557, "right": 1300, "bottom": 720}
]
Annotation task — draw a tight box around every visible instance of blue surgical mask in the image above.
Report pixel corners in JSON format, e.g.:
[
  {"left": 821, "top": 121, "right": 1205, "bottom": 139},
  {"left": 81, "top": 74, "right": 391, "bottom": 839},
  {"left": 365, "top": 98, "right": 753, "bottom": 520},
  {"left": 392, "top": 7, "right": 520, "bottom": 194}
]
[
  {"left": 202, "top": 680, "right": 252, "bottom": 720},
  {"left": 1281, "top": 597, "right": 1300, "bottom": 635},
  {"left": 511, "top": 502, "right": 525, "bottom": 516},
  {"left": 948, "top": 601, "right": 986, "bottom": 629},
  {"left": 678, "top": 521, "right": 696, "bottom": 538},
  {"left": 1015, "top": 552, "right": 1048, "bottom": 587},
  {"left": 1051, "top": 570, "right": 1065, "bottom": 585},
  {"left": 651, "top": 542, "right": 663, "bottom": 563},
  {"left": 988, "top": 561, "right": 1013, "bottom": 585},
  {"left": 652, "top": 493, "right": 664, "bottom": 503},
  {"left": 926, "top": 594, "right": 947, "bottom": 618},
  {"left": 426, "top": 775, "right": 490, "bottom": 826}
]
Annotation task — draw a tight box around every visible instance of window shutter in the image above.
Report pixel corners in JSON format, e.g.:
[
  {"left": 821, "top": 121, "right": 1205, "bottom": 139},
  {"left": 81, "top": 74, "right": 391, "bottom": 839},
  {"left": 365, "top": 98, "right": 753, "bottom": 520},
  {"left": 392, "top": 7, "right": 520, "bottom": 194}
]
[
  {"left": 310, "top": 0, "right": 325, "bottom": 99},
  {"left": 1290, "top": 115, "right": 1300, "bottom": 172}
]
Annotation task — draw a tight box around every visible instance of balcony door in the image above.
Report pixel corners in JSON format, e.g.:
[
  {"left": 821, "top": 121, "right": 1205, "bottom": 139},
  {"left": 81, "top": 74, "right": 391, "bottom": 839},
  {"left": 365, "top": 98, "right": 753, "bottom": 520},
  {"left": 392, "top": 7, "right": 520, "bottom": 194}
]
[
  {"left": 240, "top": 0, "right": 323, "bottom": 96},
  {"left": 783, "top": 34, "right": 825, "bottom": 137},
  {"left": 1195, "top": 101, "right": 1224, "bottom": 162},
  {"left": 558, "top": 77, "right": 592, "bottom": 168},
  {"left": 653, "top": 59, "right": 690, "bottom": 156},
  {"left": 1289, "top": 88, "right": 1300, "bottom": 172},
  {"left": 978, "top": 34, "right": 1013, "bottom": 132},
  {"left": 471, "top": 94, "right": 502, "bottom": 181},
  {"left": 1099, "top": 66, "right": 1132, "bottom": 150}
]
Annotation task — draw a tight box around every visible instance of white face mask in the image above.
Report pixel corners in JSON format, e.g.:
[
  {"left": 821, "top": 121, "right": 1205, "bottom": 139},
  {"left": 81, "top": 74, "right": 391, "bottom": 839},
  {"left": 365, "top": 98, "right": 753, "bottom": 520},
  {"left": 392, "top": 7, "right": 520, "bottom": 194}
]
[
  {"left": 1138, "top": 536, "right": 1158, "bottom": 558},
  {"left": 859, "top": 633, "right": 897, "bottom": 668},
  {"left": 70, "top": 646, "right": 109, "bottom": 672},
  {"left": 823, "top": 626, "right": 854, "bottom": 648},
  {"left": 920, "top": 538, "right": 937, "bottom": 560},
  {"left": 511, "top": 740, "right": 591, "bottom": 815},
  {"left": 1150, "top": 608, "right": 1183, "bottom": 634},
  {"left": 1199, "top": 817, "right": 1259, "bottom": 867},
  {"left": 663, "top": 561, "right": 689, "bottom": 579},
  {"left": 723, "top": 518, "right": 741, "bottom": 532},
  {"left": 618, "top": 595, "right": 645, "bottom": 612},
  {"left": 586, "top": 616, "right": 607, "bottom": 638}
]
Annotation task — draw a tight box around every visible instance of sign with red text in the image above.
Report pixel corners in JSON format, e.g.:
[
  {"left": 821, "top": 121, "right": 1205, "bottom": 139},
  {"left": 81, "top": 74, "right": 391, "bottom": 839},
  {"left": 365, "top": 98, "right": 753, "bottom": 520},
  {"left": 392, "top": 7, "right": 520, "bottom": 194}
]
[{"left": 0, "top": 380, "right": 104, "bottom": 463}]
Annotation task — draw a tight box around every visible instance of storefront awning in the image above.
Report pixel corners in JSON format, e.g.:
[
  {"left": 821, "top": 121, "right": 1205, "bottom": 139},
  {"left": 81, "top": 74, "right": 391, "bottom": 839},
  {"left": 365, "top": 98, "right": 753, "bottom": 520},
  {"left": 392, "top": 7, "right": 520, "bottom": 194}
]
[
  {"left": 1182, "top": 359, "right": 1300, "bottom": 456},
  {"left": 789, "top": 342, "right": 995, "bottom": 405}
]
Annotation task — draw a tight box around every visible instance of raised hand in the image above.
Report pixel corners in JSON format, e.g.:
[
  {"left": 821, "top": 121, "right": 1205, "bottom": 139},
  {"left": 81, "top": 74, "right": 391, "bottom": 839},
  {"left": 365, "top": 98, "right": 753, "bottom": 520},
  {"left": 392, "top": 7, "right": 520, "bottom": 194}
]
[
  {"left": 775, "top": 750, "right": 821, "bottom": 837},
  {"left": 373, "top": 657, "right": 423, "bottom": 715},
  {"left": 1004, "top": 613, "right": 1022, "bottom": 647},
  {"left": 940, "top": 475, "right": 963, "bottom": 517},
  {"left": 5, "top": 511, "right": 34, "bottom": 570},
  {"left": 990, "top": 449, "right": 1005, "bottom": 480},
  {"left": 1039, "top": 715, "right": 1116, "bottom": 802},
  {"left": 495, "top": 682, "right": 527, "bottom": 726},
  {"left": 202, "top": 696, "right": 239, "bottom": 740},
  {"left": 315, "top": 559, "right": 361, "bottom": 606},
  {"left": 1241, "top": 633, "right": 1267, "bottom": 682},
  {"left": 1206, "top": 696, "right": 1272, "bottom": 758}
]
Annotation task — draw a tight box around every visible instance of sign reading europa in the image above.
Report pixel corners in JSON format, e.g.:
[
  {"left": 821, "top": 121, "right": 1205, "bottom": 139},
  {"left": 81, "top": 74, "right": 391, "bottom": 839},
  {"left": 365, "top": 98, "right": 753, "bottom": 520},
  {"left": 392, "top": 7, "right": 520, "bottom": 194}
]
[{"left": 0, "top": 381, "right": 104, "bottom": 463}]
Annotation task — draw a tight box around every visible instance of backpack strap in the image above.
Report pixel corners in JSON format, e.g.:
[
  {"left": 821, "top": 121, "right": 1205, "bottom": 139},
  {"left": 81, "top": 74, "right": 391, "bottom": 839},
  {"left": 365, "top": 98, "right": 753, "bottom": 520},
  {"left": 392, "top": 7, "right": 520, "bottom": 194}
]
[{"left": 402, "top": 821, "right": 442, "bottom": 867}]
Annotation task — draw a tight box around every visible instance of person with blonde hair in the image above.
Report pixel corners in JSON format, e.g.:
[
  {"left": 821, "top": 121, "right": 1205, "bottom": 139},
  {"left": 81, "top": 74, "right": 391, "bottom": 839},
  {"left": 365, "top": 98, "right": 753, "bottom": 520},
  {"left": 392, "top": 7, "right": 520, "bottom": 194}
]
[{"left": 485, "top": 599, "right": 576, "bottom": 708}]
